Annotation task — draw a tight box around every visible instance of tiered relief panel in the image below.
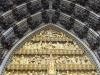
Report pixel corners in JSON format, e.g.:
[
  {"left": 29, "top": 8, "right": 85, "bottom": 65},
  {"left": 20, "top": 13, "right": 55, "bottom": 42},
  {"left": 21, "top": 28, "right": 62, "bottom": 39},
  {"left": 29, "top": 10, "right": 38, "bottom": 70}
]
[{"left": 4, "top": 29, "right": 97, "bottom": 75}]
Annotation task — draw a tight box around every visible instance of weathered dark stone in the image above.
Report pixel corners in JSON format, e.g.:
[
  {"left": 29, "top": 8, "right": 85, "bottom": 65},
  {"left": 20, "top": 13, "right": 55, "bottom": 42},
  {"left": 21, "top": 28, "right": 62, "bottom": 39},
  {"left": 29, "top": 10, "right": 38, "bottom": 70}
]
[
  {"left": 41, "top": 10, "right": 49, "bottom": 23},
  {"left": 41, "top": 0, "right": 49, "bottom": 10},
  {"left": 88, "top": 0, "right": 100, "bottom": 13},
  {"left": 12, "top": 4, "right": 29, "bottom": 21},
  {"left": 1, "top": 28, "right": 16, "bottom": 49},
  {"left": 52, "top": 0, "right": 61, "bottom": 10},
  {"left": 27, "top": 1, "right": 42, "bottom": 14},
  {"left": 13, "top": 20, "right": 29, "bottom": 38},
  {"left": 60, "top": 17, "right": 75, "bottom": 30},
  {"left": 87, "top": 12, "right": 100, "bottom": 30},
  {"left": 73, "top": 5, "right": 90, "bottom": 22},
  {"left": 52, "top": 10, "right": 60, "bottom": 24},
  {"left": 74, "top": 25, "right": 89, "bottom": 39},
  {"left": 86, "top": 35, "right": 100, "bottom": 50},
  {"left": 60, "top": 1, "right": 75, "bottom": 15},
  {"left": 0, "top": 0, "right": 13, "bottom": 11}
]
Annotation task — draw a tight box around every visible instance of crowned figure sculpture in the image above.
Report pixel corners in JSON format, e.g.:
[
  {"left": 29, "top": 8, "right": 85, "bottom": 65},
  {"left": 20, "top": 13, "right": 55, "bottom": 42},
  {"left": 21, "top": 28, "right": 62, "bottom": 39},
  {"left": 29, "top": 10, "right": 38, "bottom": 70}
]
[{"left": 48, "top": 54, "right": 56, "bottom": 75}]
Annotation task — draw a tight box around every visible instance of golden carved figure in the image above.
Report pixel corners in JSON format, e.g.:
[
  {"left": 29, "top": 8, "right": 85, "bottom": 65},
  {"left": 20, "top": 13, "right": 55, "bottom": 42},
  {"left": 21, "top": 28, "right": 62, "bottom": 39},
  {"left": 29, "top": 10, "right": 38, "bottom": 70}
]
[{"left": 48, "top": 54, "right": 56, "bottom": 75}]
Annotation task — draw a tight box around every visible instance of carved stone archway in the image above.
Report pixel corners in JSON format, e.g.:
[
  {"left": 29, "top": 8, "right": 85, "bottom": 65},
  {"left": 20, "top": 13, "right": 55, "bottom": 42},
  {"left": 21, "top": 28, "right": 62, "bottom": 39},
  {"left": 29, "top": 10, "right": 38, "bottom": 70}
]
[{"left": 0, "top": 24, "right": 100, "bottom": 75}]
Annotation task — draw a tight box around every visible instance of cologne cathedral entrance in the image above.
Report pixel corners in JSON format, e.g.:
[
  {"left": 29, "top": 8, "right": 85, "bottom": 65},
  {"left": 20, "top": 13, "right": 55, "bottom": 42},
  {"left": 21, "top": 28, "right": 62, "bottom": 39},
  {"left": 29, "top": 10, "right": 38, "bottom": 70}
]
[{"left": 2, "top": 25, "right": 98, "bottom": 75}]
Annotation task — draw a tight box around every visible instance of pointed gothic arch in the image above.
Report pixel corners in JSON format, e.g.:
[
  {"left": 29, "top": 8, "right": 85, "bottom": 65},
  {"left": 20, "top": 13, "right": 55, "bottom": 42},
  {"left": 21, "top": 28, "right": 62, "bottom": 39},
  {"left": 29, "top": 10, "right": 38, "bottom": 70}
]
[{"left": 0, "top": 24, "right": 100, "bottom": 75}]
